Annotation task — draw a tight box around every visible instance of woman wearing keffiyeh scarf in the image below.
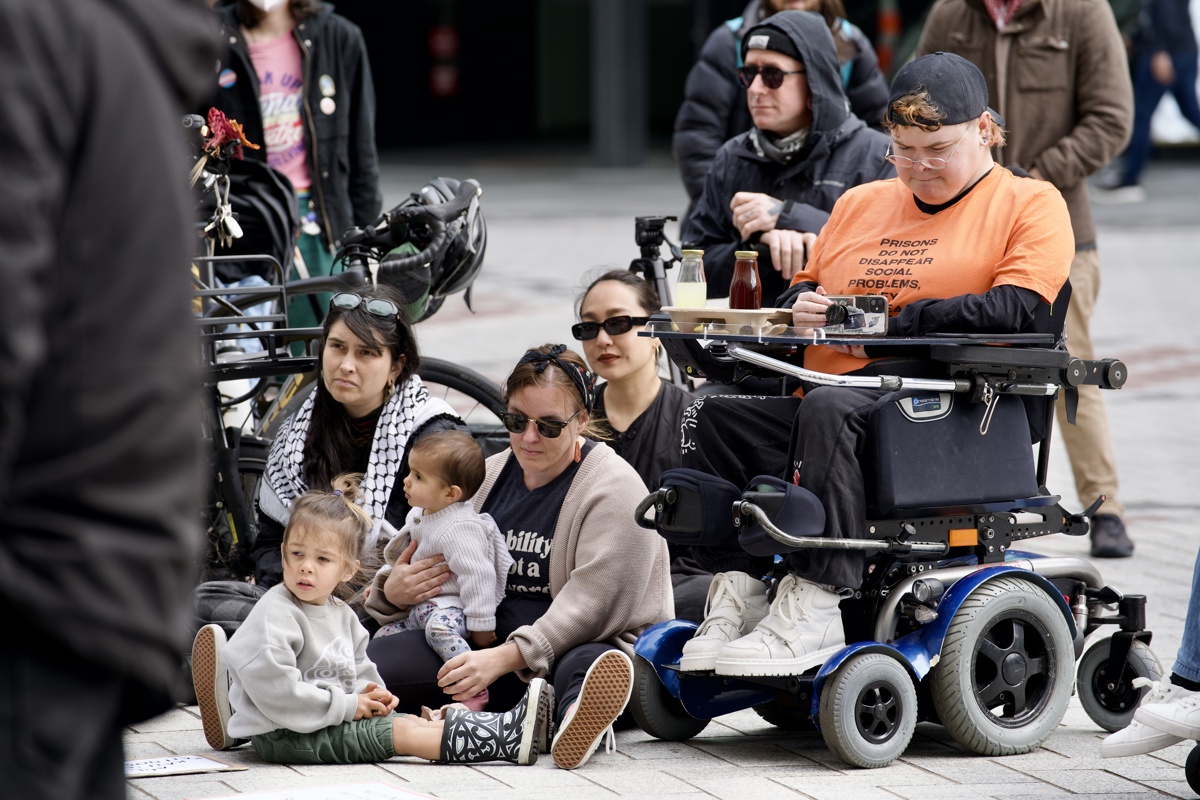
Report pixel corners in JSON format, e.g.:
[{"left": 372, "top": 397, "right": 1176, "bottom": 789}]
[{"left": 253, "top": 284, "right": 463, "bottom": 588}]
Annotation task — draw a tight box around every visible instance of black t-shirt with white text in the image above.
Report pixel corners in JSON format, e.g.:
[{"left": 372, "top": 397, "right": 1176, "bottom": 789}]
[{"left": 481, "top": 441, "right": 596, "bottom": 599}]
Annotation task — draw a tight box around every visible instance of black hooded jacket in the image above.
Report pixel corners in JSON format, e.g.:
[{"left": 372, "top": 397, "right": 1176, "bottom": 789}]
[
  {"left": 0, "top": 0, "right": 217, "bottom": 721},
  {"left": 681, "top": 11, "right": 894, "bottom": 302},
  {"left": 672, "top": 0, "right": 889, "bottom": 203},
  {"left": 210, "top": 2, "right": 382, "bottom": 250}
]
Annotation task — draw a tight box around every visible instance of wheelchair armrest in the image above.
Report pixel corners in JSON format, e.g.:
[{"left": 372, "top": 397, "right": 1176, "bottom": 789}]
[{"left": 929, "top": 344, "right": 1071, "bottom": 372}]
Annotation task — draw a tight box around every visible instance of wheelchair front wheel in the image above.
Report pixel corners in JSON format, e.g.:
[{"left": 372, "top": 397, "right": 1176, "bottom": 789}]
[
  {"left": 1187, "top": 744, "right": 1200, "bottom": 795},
  {"left": 629, "top": 658, "right": 710, "bottom": 742},
  {"left": 931, "top": 576, "right": 1075, "bottom": 756},
  {"left": 1077, "top": 638, "right": 1163, "bottom": 732},
  {"left": 818, "top": 652, "right": 917, "bottom": 768}
]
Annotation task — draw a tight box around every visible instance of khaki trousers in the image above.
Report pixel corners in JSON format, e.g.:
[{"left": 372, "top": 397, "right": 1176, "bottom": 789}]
[{"left": 1054, "top": 248, "right": 1124, "bottom": 519}]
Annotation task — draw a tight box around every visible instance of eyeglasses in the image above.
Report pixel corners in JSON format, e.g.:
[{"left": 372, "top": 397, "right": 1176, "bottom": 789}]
[
  {"left": 883, "top": 126, "right": 972, "bottom": 170},
  {"left": 498, "top": 409, "right": 582, "bottom": 438},
  {"left": 736, "top": 64, "right": 806, "bottom": 90},
  {"left": 330, "top": 292, "right": 400, "bottom": 319},
  {"left": 570, "top": 315, "right": 650, "bottom": 341}
]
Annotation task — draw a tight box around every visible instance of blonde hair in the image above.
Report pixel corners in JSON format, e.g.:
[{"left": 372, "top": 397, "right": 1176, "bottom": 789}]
[
  {"left": 284, "top": 472, "right": 374, "bottom": 600},
  {"left": 883, "top": 88, "right": 1007, "bottom": 147}
]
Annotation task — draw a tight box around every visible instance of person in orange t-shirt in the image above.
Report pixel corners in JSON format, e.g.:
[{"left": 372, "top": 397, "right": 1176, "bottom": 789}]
[{"left": 676, "top": 53, "right": 1072, "bottom": 679}]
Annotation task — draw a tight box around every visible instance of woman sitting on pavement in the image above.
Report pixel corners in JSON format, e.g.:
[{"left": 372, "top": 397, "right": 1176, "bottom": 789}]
[
  {"left": 676, "top": 53, "right": 1073, "bottom": 678},
  {"left": 193, "top": 284, "right": 464, "bottom": 635},
  {"left": 364, "top": 344, "right": 673, "bottom": 770},
  {"left": 573, "top": 269, "right": 711, "bottom": 624}
]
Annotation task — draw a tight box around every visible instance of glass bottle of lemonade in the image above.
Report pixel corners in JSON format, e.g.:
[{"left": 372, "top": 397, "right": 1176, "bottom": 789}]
[
  {"left": 675, "top": 249, "right": 707, "bottom": 308},
  {"left": 729, "top": 250, "right": 762, "bottom": 310}
]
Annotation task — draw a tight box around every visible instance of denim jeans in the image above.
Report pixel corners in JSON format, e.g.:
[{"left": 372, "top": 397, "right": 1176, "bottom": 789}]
[
  {"left": 1174, "top": 546, "right": 1200, "bottom": 684},
  {"left": 1120, "top": 47, "right": 1200, "bottom": 185}
]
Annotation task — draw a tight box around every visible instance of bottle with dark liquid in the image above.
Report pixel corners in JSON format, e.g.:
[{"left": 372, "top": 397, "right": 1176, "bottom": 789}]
[{"left": 729, "top": 249, "right": 762, "bottom": 310}]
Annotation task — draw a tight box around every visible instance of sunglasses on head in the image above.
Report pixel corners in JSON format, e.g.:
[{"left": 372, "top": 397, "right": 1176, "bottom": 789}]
[
  {"left": 570, "top": 315, "right": 651, "bottom": 341},
  {"left": 736, "top": 64, "right": 806, "bottom": 90},
  {"left": 330, "top": 292, "right": 400, "bottom": 319},
  {"left": 498, "top": 409, "right": 582, "bottom": 438}
]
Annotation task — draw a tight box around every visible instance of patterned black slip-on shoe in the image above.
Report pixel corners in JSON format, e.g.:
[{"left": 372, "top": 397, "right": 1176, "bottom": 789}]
[{"left": 441, "top": 677, "right": 549, "bottom": 765}]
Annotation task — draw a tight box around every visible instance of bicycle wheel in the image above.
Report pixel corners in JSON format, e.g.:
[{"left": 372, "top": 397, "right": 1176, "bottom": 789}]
[
  {"left": 418, "top": 358, "right": 508, "bottom": 456},
  {"left": 204, "top": 436, "right": 270, "bottom": 582}
]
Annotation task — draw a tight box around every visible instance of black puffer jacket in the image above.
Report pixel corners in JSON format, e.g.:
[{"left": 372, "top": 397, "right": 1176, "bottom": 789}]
[
  {"left": 673, "top": 0, "right": 889, "bottom": 203},
  {"left": 210, "top": 2, "right": 381, "bottom": 250},
  {"left": 681, "top": 11, "right": 894, "bottom": 302}
]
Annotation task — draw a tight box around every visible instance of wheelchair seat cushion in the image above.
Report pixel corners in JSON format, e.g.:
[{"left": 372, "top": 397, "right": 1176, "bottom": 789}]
[{"left": 865, "top": 391, "right": 1039, "bottom": 516}]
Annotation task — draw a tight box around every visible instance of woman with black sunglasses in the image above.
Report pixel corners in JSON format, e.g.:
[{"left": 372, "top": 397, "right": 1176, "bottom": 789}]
[
  {"left": 365, "top": 344, "right": 672, "bottom": 770},
  {"left": 573, "top": 270, "right": 711, "bottom": 624}
]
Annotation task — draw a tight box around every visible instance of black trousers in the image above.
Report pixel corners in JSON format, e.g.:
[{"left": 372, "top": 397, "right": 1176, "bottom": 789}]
[
  {"left": 1, "top": 636, "right": 127, "bottom": 800},
  {"left": 367, "top": 595, "right": 619, "bottom": 722},
  {"left": 680, "top": 387, "right": 884, "bottom": 590}
]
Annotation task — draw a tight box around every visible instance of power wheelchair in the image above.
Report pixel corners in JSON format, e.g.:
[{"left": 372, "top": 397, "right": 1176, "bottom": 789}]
[{"left": 629, "top": 308, "right": 1159, "bottom": 769}]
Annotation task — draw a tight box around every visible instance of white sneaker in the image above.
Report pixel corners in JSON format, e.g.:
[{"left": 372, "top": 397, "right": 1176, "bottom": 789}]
[
  {"left": 1101, "top": 678, "right": 1189, "bottom": 757},
  {"left": 192, "top": 624, "right": 238, "bottom": 750},
  {"left": 1134, "top": 679, "right": 1200, "bottom": 740},
  {"left": 714, "top": 574, "right": 845, "bottom": 677},
  {"left": 551, "top": 650, "right": 633, "bottom": 770},
  {"left": 678, "top": 571, "right": 769, "bottom": 672}
]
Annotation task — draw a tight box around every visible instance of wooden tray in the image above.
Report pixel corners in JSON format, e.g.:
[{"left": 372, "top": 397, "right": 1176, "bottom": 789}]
[{"left": 663, "top": 306, "right": 792, "bottom": 335}]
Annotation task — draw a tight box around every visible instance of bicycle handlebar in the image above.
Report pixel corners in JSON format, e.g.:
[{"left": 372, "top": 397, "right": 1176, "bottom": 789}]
[{"left": 338, "top": 179, "right": 482, "bottom": 277}]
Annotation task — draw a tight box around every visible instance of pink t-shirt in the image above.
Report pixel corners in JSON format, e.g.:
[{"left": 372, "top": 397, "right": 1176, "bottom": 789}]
[{"left": 248, "top": 30, "right": 311, "bottom": 192}]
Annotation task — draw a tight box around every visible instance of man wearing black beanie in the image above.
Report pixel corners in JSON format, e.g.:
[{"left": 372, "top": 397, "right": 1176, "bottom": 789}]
[{"left": 681, "top": 10, "right": 894, "bottom": 302}]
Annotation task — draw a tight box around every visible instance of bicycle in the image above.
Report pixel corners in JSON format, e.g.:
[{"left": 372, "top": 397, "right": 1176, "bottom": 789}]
[{"left": 189, "top": 115, "right": 505, "bottom": 579}]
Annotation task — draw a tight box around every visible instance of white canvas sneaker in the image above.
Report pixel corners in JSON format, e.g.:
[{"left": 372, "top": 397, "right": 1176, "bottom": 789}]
[
  {"left": 1100, "top": 678, "right": 1189, "bottom": 757},
  {"left": 1134, "top": 680, "right": 1200, "bottom": 740},
  {"left": 678, "top": 571, "right": 769, "bottom": 672},
  {"left": 714, "top": 574, "right": 845, "bottom": 678}
]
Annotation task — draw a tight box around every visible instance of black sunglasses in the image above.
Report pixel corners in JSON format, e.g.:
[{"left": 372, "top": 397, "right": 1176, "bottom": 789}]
[
  {"left": 330, "top": 292, "right": 400, "bottom": 319},
  {"left": 570, "top": 315, "right": 651, "bottom": 341},
  {"left": 736, "top": 64, "right": 806, "bottom": 90},
  {"left": 498, "top": 409, "right": 582, "bottom": 438}
]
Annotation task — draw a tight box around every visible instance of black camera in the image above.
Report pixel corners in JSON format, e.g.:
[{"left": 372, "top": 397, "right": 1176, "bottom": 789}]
[{"left": 822, "top": 295, "right": 888, "bottom": 335}]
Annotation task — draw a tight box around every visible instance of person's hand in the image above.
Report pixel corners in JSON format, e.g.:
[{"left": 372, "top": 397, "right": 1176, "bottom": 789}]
[
  {"left": 471, "top": 630, "right": 497, "bottom": 649},
  {"left": 382, "top": 540, "right": 449, "bottom": 608},
  {"left": 730, "top": 191, "right": 784, "bottom": 238},
  {"left": 1151, "top": 51, "right": 1175, "bottom": 85},
  {"left": 791, "top": 286, "right": 834, "bottom": 330},
  {"left": 760, "top": 230, "right": 816, "bottom": 281},
  {"left": 354, "top": 682, "right": 399, "bottom": 719},
  {"left": 436, "top": 643, "right": 522, "bottom": 702}
]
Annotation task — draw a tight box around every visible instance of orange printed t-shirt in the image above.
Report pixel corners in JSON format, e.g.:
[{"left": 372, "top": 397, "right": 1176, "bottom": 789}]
[{"left": 790, "top": 166, "right": 1073, "bottom": 376}]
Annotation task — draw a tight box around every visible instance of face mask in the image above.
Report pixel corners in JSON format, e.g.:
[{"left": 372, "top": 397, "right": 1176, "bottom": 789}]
[{"left": 246, "top": 0, "right": 286, "bottom": 11}]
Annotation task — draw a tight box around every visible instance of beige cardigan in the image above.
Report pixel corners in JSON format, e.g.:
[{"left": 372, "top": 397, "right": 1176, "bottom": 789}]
[{"left": 366, "top": 442, "right": 673, "bottom": 679}]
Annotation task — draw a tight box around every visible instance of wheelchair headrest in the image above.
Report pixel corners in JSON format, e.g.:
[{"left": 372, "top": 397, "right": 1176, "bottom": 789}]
[{"left": 738, "top": 475, "right": 826, "bottom": 557}]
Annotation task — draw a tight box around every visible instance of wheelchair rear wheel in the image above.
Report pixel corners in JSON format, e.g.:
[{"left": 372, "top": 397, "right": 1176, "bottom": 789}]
[
  {"left": 629, "top": 658, "right": 710, "bottom": 742},
  {"left": 818, "top": 652, "right": 917, "bottom": 768},
  {"left": 1077, "top": 638, "right": 1163, "bottom": 732},
  {"left": 930, "top": 576, "right": 1075, "bottom": 756}
]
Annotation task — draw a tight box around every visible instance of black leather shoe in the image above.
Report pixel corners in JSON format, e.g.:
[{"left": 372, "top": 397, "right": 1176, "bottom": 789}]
[{"left": 1090, "top": 514, "right": 1134, "bottom": 558}]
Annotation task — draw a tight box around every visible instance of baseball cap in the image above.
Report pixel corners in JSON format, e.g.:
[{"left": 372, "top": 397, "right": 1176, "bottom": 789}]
[{"left": 887, "top": 52, "right": 1005, "bottom": 127}]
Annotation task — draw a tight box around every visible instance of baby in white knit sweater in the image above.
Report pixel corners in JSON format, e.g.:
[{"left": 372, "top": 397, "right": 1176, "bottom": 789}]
[{"left": 374, "top": 431, "right": 513, "bottom": 711}]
